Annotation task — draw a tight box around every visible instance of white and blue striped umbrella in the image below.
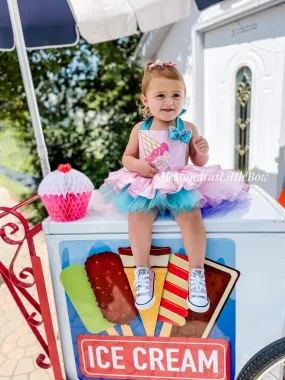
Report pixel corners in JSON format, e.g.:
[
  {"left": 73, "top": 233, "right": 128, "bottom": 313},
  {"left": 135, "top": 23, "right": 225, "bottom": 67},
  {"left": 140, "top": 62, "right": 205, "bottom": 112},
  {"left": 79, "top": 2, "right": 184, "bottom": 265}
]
[{"left": 1, "top": 0, "right": 193, "bottom": 175}]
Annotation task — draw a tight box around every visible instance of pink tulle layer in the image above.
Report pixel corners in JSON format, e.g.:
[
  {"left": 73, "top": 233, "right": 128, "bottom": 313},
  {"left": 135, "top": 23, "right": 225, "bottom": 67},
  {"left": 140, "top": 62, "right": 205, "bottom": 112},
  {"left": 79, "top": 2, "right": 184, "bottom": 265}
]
[{"left": 103, "top": 164, "right": 250, "bottom": 209}]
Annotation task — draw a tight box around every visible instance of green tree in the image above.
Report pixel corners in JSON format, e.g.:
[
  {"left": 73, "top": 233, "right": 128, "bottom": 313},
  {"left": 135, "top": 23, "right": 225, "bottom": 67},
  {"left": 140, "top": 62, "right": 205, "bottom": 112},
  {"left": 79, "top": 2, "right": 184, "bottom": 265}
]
[{"left": 0, "top": 34, "right": 143, "bottom": 190}]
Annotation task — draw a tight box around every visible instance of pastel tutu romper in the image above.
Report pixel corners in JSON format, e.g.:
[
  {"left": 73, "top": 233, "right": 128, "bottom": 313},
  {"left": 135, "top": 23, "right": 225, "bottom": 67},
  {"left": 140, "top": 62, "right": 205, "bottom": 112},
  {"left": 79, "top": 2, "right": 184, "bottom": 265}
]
[{"left": 99, "top": 109, "right": 250, "bottom": 218}]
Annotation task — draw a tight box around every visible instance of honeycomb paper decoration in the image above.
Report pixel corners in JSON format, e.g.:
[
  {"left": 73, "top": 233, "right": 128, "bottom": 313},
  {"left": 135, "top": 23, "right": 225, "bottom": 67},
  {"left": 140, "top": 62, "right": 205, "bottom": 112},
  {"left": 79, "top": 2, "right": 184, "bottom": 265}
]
[{"left": 38, "top": 163, "right": 94, "bottom": 221}]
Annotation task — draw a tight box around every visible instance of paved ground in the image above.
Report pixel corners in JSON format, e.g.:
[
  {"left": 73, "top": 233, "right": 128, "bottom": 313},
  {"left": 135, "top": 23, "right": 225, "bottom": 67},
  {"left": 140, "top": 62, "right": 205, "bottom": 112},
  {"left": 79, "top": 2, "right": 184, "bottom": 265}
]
[{"left": 0, "top": 186, "right": 64, "bottom": 380}]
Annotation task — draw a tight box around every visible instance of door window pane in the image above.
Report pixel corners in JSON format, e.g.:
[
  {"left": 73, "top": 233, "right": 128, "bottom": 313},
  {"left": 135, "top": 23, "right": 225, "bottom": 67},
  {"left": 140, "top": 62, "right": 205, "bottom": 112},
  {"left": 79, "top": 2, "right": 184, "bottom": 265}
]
[{"left": 235, "top": 66, "right": 252, "bottom": 176}]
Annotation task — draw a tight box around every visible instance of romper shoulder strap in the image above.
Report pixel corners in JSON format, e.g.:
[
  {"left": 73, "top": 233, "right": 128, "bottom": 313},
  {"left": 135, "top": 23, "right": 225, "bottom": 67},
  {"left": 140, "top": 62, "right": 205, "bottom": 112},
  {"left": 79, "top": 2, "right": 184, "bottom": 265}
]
[
  {"left": 140, "top": 116, "right": 153, "bottom": 130},
  {"left": 176, "top": 108, "right": 187, "bottom": 131}
]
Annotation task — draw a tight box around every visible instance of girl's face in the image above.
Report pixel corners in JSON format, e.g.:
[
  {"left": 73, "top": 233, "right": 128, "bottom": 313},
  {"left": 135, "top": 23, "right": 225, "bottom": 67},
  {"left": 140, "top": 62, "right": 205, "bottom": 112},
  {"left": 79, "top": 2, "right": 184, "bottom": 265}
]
[{"left": 141, "top": 77, "right": 185, "bottom": 122}]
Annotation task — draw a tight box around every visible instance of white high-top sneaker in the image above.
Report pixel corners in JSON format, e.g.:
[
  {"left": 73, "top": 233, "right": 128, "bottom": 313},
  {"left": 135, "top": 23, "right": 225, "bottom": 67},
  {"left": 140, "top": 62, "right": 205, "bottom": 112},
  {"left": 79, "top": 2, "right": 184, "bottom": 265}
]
[
  {"left": 134, "top": 267, "right": 156, "bottom": 310},
  {"left": 187, "top": 268, "right": 210, "bottom": 313}
]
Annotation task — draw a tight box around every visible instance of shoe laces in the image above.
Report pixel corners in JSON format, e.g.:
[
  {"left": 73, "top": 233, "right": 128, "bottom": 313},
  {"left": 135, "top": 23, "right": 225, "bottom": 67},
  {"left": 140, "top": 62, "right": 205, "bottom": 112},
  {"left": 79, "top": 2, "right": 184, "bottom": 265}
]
[
  {"left": 133, "top": 268, "right": 151, "bottom": 297},
  {"left": 190, "top": 269, "right": 207, "bottom": 298}
]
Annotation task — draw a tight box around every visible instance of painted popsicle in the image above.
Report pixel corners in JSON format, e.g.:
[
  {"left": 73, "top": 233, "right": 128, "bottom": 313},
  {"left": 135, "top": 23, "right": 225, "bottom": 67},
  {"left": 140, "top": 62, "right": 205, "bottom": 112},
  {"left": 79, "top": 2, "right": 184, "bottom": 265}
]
[
  {"left": 60, "top": 249, "right": 139, "bottom": 336},
  {"left": 158, "top": 253, "right": 189, "bottom": 336},
  {"left": 158, "top": 253, "right": 240, "bottom": 337},
  {"left": 170, "top": 258, "right": 240, "bottom": 338},
  {"left": 60, "top": 264, "right": 115, "bottom": 334}
]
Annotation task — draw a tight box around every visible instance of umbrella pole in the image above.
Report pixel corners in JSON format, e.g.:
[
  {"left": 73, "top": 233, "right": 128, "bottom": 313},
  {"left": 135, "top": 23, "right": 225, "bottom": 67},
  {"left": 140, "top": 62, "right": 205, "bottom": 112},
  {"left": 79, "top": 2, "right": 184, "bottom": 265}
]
[{"left": 7, "top": 0, "right": 50, "bottom": 177}]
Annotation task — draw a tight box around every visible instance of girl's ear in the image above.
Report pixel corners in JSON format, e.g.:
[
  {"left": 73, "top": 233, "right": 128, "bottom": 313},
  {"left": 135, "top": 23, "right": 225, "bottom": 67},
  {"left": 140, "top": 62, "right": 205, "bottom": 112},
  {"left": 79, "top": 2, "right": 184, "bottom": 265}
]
[{"left": 141, "top": 94, "right": 148, "bottom": 107}]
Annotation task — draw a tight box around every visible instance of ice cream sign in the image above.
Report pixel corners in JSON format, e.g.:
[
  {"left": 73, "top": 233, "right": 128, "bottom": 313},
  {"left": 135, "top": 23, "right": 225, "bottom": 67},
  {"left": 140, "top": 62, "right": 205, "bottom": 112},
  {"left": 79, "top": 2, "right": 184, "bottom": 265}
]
[
  {"left": 78, "top": 336, "right": 230, "bottom": 379},
  {"left": 59, "top": 241, "right": 237, "bottom": 379}
]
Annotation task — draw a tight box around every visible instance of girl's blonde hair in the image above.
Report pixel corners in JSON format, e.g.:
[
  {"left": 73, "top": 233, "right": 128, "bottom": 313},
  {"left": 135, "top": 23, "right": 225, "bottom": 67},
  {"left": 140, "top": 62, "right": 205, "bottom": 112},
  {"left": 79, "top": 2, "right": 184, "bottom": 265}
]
[{"left": 139, "top": 60, "right": 186, "bottom": 119}]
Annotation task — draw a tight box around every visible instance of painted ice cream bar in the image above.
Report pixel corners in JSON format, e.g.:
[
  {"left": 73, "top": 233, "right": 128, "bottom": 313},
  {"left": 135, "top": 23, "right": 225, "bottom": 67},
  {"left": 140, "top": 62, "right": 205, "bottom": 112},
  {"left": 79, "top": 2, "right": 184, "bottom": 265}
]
[{"left": 85, "top": 251, "right": 138, "bottom": 325}]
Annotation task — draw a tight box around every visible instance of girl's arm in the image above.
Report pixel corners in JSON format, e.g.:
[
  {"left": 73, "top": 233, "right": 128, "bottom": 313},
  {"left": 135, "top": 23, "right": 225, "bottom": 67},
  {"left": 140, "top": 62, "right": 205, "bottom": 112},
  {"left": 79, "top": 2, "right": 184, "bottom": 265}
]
[
  {"left": 122, "top": 122, "right": 142, "bottom": 172},
  {"left": 122, "top": 123, "right": 158, "bottom": 177},
  {"left": 186, "top": 122, "right": 209, "bottom": 167}
]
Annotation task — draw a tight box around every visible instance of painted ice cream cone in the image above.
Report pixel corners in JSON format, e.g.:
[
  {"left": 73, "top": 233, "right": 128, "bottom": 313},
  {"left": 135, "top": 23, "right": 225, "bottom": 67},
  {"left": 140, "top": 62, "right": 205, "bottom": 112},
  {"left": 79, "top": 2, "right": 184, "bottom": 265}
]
[
  {"left": 119, "top": 246, "right": 170, "bottom": 337},
  {"left": 124, "top": 268, "right": 167, "bottom": 337}
]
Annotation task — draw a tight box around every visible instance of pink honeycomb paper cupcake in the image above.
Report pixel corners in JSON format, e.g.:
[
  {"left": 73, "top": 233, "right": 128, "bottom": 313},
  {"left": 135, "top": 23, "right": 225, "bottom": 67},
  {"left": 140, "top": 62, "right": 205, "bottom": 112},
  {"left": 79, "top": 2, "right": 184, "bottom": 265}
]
[{"left": 38, "top": 164, "right": 94, "bottom": 221}]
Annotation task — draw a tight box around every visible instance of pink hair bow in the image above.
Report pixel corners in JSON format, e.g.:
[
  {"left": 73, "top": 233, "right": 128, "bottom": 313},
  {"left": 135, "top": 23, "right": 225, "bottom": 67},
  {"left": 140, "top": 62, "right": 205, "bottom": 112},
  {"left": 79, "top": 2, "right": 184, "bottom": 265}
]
[{"left": 148, "top": 59, "right": 177, "bottom": 71}]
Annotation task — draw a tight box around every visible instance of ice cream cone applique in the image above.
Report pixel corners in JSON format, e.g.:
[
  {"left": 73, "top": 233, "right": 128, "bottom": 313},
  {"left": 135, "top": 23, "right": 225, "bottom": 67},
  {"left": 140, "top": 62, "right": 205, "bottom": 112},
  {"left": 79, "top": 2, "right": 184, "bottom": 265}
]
[
  {"left": 140, "top": 131, "right": 170, "bottom": 171},
  {"left": 119, "top": 246, "right": 170, "bottom": 337},
  {"left": 140, "top": 131, "right": 160, "bottom": 156}
]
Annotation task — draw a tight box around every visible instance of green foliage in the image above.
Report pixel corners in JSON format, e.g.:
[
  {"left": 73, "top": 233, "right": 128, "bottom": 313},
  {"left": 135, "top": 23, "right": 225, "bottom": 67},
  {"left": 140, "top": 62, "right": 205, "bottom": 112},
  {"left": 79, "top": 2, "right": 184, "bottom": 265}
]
[{"left": 0, "top": 34, "right": 143, "bottom": 191}]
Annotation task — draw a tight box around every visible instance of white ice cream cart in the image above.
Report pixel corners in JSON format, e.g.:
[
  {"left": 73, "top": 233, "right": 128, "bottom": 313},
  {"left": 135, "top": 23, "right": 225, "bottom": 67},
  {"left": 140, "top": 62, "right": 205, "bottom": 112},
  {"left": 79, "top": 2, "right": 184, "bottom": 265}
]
[{"left": 42, "top": 185, "right": 285, "bottom": 380}]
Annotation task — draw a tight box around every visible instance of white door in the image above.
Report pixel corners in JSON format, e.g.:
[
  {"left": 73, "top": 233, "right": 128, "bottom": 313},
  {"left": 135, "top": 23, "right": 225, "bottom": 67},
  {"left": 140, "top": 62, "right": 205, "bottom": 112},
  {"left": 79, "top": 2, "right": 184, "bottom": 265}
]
[{"left": 204, "top": 3, "right": 285, "bottom": 198}]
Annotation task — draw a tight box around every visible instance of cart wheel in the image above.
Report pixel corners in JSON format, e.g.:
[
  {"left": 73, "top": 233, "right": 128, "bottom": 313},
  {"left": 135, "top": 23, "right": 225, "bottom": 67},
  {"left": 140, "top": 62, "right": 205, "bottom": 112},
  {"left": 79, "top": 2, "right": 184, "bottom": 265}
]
[{"left": 237, "top": 338, "right": 285, "bottom": 380}]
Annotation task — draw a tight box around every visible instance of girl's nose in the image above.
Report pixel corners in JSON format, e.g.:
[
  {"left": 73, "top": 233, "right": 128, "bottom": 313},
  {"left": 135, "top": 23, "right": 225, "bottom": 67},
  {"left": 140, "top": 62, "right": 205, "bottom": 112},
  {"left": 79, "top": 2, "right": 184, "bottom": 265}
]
[{"left": 164, "top": 97, "right": 174, "bottom": 105}]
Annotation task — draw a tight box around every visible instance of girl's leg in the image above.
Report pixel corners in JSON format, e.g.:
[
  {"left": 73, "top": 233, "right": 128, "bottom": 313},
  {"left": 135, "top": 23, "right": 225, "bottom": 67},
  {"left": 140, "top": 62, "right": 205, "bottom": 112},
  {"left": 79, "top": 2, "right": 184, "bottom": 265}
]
[
  {"left": 174, "top": 207, "right": 206, "bottom": 269},
  {"left": 128, "top": 208, "right": 159, "bottom": 267},
  {"left": 175, "top": 208, "right": 209, "bottom": 313},
  {"left": 128, "top": 208, "right": 159, "bottom": 310}
]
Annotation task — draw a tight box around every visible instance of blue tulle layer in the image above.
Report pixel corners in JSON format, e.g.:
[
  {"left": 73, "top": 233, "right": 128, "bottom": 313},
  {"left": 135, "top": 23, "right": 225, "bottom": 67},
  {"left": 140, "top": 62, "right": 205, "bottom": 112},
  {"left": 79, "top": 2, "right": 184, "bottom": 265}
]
[{"left": 99, "top": 183, "right": 242, "bottom": 219}]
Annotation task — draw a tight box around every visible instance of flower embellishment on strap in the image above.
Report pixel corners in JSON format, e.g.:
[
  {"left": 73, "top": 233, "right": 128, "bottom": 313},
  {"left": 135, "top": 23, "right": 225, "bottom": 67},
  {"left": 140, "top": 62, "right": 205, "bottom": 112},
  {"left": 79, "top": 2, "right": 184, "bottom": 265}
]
[
  {"left": 169, "top": 125, "right": 192, "bottom": 144},
  {"left": 148, "top": 59, "right": 177, "bottom": 71}
]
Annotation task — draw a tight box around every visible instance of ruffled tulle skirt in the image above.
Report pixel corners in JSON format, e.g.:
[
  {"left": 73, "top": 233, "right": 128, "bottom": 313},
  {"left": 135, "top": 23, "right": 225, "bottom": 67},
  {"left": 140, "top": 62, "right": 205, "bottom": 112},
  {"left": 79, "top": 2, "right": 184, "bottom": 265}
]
[{"left": 98, "top": 164, "right": 250, "bottom": 218}]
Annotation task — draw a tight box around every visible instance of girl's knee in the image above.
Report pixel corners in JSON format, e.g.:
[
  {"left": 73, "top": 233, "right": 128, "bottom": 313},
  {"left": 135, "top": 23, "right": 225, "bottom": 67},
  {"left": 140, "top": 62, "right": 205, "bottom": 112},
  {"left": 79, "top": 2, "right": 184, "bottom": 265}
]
[
  {"left": 190, "top": 207, "right": 202, "bottom": 218},
  {"left": 129, "top": 208, "right": 158, "bottom": 223},
  {"left": 129, "top": 212, "right": 143, "bottom": 223},
  {"left": 175, "top": 207, "right": 202, "bottom": 226}
]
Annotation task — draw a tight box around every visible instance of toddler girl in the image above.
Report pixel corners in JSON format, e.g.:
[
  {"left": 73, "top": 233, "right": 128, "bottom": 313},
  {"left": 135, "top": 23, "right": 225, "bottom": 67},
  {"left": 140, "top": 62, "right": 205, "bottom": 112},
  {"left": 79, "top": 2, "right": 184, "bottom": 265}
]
[{"left": 99, "top": 59, "right": 249, "bottom": 313}]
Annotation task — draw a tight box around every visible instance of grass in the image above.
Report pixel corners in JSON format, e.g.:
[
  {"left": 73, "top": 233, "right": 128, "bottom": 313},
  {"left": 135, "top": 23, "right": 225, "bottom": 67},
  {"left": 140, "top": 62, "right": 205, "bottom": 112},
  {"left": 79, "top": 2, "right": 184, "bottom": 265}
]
[
  {"left": 0, "top": 128, "right": 31, "bottom": 200},
  {"left": 0, "top": 128, "right": 29, "bottom": 172},
  {"left": 0, "top": 128, "right": 44, "bottom": 224},
  {"left": 0, "top": 173, "right": 32, "bottom": 200}
]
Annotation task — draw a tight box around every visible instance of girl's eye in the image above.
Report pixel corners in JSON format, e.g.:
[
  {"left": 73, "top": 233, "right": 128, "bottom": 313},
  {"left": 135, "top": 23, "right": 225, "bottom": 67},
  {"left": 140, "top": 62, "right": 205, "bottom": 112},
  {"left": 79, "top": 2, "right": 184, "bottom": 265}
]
[
  {"left": 157, "top": 94, "right": 164, "bottom": 98},
  {"left": 173, "top": 94, "right": 180, "bottom": 98}
]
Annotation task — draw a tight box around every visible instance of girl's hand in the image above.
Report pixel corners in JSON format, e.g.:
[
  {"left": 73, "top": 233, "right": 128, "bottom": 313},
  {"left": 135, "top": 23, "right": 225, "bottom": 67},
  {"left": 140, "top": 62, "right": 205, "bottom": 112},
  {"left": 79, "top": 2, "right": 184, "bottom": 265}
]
[
  {"left": 136, "top": 160, "right": 158, "bottom": 178},
  {"left": 192, "top": 136, "right": 209, "bottom": 156}
]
